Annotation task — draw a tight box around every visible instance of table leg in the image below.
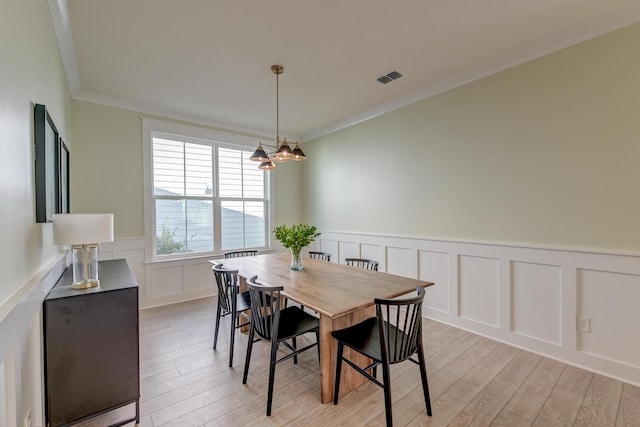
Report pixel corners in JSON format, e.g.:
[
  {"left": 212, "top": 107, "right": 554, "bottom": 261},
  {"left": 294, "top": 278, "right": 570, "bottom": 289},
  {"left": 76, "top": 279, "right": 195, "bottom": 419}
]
[
  {"left": 318, "top": 306, "right": 375, "bottom": 403},
  {"left": 238, "top": 276, "right": 250, "bottom": 333}
]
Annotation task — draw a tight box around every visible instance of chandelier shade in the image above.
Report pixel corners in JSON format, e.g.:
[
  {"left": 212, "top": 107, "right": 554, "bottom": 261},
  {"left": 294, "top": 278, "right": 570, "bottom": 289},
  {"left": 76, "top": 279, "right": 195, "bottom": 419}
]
[
  {"left": 250, "top": 65, "right": 306, "bottom": 169},
  {"left": 274, "top": 139, "right": 293, "bottom": 161},
  {"left": 292, "top": 142, "right": 307, "bottom": 161},
  {"left": 250, "top": 143, "right": 270, "bottom": 162},
  {"left": 258, "top": 160, "right": 277, "bottom": 170}
]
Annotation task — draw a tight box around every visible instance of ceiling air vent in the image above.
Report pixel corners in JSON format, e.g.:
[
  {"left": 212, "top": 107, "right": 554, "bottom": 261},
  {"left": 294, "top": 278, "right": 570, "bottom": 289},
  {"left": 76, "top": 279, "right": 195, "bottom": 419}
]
[{"left": 377, "top": 70, "right": 403, "bottom": 84}]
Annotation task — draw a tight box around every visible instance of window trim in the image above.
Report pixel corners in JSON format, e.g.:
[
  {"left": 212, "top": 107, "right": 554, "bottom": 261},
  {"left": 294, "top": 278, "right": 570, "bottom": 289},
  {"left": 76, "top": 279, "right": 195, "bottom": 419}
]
[{"left": 142, "top": 117, "right": 274, "bottom": 262}]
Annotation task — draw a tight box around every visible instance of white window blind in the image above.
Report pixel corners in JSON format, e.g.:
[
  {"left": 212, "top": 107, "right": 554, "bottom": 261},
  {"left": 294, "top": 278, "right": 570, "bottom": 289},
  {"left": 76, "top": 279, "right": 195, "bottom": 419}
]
[{"left": 151, "top": 135, "right": 267, "bottom": 258}]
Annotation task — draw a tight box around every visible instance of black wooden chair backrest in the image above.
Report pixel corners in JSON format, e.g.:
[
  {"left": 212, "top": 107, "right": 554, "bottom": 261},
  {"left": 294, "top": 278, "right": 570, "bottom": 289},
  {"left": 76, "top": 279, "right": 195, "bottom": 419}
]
[
  {"left": 345, "top": 257, "right": 379, "bottom": 271},
  {"left": 211, "top": 263, "right": 239, "bottom": 314},
  {"left": 246, "top": 275, "right": 282, "bottom": 341},
  {"left": 224, "top": 250, "right": 258, "bottom": 258},
  {"left": 309, "top": 251, "right": 331, "bottom": 262},
  {"left": 374, "top": 286, "right": 425, "bottom": 364}
]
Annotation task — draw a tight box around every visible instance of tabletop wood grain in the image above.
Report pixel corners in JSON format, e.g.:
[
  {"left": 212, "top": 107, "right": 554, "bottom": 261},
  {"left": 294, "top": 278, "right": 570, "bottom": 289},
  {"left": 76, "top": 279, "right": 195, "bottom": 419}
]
[{"left": 214, "top": 252, "right": 433, "bottom": 318}]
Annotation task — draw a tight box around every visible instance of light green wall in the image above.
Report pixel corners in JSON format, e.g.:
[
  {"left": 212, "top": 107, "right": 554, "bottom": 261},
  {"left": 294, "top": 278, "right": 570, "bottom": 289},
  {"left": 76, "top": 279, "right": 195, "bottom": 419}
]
[
  {"left": 0, "top": 0, "right": 71, "bottom": 306},
  {"left": 303, "top": 23, "right": 640, "bottom": 252},
  {"left": 0, "top": 1, "right": 72, "bottom": 425},
  {"left": 71, "top": 101, "right": 303, "bottom": 238},
  {"left": 71, "top": 101, "right": 145, "bottom": 237}
]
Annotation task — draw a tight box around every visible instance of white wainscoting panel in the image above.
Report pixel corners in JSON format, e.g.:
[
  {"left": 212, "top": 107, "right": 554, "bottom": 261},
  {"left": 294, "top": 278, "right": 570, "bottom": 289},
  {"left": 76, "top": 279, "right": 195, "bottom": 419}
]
[
  {"left": 315, "top": 239, "right": 338, "bottom": 262},
  {"left": 1, "top": 352, "right": 14, "bottom": 427},
  {"left": 0, "top": 254, "right": 66, "bottom": 427},
  {"left": 361, "top": 244, "right": 382, "bottom": 267},
  {"left": 120, "top": 248, "right": 146, "bottom": 296},
  {"left": 419, "top": 250, "right": 450, "bottom": 314},
  {"left": 511, "top": 261, "right": 562, "bottom": 345},
  {"left": 338, "top": 241, "right": 360, "bottom": 263},
  {"left": 458, "top": 255, "right": 500, "bottom": 328},
  {"left": 146, "top": 265, "right": 185, "bottom": 298},
  {"left": 577, "top": 268, "right": 640, "bottom": 369},
  {"left": 386, "top": 247, "right": 412, "bottom": 277},
  {"left": 100, "top": 239, "right": 221, "bottom": 308},
  {"left": 185, "top": 261, "right": 216, "bottom": 292}
]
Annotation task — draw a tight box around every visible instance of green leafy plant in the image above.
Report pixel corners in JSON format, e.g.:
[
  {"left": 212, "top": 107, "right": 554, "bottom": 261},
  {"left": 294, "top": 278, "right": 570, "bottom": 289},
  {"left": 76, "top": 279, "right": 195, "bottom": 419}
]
[
  {"left": 273, "top": 223, "right": 321, "bottom": 255},
  {"left": 156, "top": 223, "right": 186, "bottom": 255}
]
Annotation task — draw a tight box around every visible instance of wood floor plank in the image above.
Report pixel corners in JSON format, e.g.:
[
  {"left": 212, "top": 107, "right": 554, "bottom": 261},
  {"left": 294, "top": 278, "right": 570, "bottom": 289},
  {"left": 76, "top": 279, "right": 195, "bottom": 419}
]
[
  {"left": 446, "top": 350, "right": 547, "bottom": 427},
  {"left": 531, "top": 365, "right": 593, "bottom": 427},
  {"left": 366, "top": 363, "right": 434, "bottom": 426},
  {"left": 574, "top": 374, "right": 624, "bottom": 427},
  {"left": 446, "top": 344, "right": 519, "bottom": 403},
  {"left": 426, "top": 331, "right": 483, "bottom": 373},
  {"left": 494, "top": 350, "right": 541, "bottom": 385},
  {"left": 490, "top": 409, "right": 532, "bottom": 427},
  {"left": 554, "top": 364, "right": 593, "bottom": 396},
  {"left": 167, "top": 369, "right": 318, "bottom": 426},
  {"left": 532, "top": 388, "right": 583, "bottom": 427},
  {"left": 448, "top": 376, "right": 521, "bottom": 427},
  {"left": 423, "top": 317, "right": 453, "bottom": 337},
  {"left": 616, "top": 382, "right": 640, "bottom": 427},
  {"left": 141, "top": 361, "right": 233, "bottom": 416},
  {"left": 424, "top": 322, "right": 468, "bottom": 356},
  {"left": 504, "top": 357, "right": 566, "bottom": 421},
  {"left": 428, "top": 337, "right": 500, "bottom": 399},
  {"left": 405, "top": 393, "right": 467, "bottom": 426}
]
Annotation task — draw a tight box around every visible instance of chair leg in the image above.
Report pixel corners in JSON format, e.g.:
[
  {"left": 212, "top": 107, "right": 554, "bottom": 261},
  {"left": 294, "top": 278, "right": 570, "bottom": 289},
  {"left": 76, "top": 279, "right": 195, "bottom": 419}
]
[
  {"left": 417, "top": 345, "right": 432, "bottom": 416},
  {"left": 333, "top": 342, "right": 344, "bottom": 405},
  {"left": 228, "top": 312, "right": 236, "bottom": 367},
  {"left": 266, "top": 340, "right": 279, "bottom": 416},
  {"left": 292, "top": 337, "right": 298, "bottom": 364},
  {"left": 242, "top": 326, "right": 255, "bottom": 384},
  {"left": 381, "top": 361, "right": 393, "bottom": 427},
  {"left": 315, "top": 329, "right": 320, "bottom": 365},
  {"left": 213, "top": 304, "right": 222, "bottom": 349}
]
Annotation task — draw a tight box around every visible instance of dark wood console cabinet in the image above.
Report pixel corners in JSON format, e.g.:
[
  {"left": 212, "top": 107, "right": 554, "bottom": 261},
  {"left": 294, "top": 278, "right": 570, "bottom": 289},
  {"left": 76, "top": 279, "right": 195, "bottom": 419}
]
[{"left": 43, "top": 259, "right": 140, "bottom": 427}]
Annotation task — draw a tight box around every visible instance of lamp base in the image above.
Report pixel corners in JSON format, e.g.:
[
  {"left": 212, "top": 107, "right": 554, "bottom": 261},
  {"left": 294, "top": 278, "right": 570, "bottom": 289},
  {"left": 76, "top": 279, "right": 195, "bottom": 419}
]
[
  {"left": 71, "top": 279, "right": 100, "bottom": 290},
  {"left": 71, "top": 244, "right": 100, "bottom": 289}
]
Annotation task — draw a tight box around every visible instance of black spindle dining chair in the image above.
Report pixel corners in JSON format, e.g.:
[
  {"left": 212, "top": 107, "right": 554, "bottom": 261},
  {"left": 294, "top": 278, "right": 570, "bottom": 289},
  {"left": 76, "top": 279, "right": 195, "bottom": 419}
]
[
  {"left": 211, "top": 263, "right": 251, "bottom": 367},
  {"left": 331, "top": 286, "right": 432, "bottom": 426},
  {"left": 243, "top": 275, "right": 320, "bottom": 416}
]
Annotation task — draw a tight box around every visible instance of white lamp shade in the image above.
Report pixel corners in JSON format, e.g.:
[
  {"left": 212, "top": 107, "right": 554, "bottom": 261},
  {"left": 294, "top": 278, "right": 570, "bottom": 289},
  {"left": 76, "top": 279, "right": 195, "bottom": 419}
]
[{"left": 52, "top": 214, "right": 114, "bottom": 245}]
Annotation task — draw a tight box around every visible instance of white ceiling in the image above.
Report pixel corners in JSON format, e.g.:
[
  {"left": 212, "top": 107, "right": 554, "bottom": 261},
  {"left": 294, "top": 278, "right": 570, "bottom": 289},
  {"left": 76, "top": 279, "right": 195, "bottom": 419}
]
[{"left": 52, "top": 0, "right": 640, "bottom": 142}]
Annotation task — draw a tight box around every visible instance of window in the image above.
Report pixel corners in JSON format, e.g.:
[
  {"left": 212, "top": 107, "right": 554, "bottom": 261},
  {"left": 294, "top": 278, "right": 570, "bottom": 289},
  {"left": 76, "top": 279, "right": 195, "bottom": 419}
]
[{"left": 144, "top": 119, "right": 270, "bottom": 259}]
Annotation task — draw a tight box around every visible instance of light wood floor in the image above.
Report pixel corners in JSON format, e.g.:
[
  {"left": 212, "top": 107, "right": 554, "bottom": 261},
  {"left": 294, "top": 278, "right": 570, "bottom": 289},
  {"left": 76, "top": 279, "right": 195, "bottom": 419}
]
[{"left": 77, "top": 297, "right": 640, "bottom": 427}]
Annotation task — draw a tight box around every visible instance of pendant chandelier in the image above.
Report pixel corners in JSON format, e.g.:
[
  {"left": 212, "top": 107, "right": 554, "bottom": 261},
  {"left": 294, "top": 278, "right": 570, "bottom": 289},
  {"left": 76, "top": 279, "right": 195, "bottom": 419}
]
[{"left": 250, "top": 65, "right": 306, "bottom": 170}]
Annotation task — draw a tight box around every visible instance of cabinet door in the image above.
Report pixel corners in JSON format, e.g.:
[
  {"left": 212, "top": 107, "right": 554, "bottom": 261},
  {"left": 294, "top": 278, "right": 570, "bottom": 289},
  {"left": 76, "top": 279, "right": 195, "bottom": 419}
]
[{"left": 44, "top": 288, "right": 139, "bottom": 426}]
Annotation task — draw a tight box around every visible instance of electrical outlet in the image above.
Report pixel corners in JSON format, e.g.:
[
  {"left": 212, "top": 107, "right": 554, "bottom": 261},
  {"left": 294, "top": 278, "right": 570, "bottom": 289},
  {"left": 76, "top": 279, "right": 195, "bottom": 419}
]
[
  {"left": 577, "top": 315, "right": 591, "bottom": 333},
  {"left": 23, "top": 409, "right": 31, "bottom": 427}
]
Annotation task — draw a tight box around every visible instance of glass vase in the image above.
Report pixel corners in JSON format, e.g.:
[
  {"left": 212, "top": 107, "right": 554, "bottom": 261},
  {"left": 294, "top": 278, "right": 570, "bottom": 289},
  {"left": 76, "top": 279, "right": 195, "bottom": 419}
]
[{"left": 290, "top": 249, "right": 303, "bottom": 270}]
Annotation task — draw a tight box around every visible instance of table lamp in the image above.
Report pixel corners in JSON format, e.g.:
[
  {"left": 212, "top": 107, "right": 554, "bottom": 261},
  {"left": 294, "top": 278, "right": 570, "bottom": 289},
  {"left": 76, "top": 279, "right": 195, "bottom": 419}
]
[{"left": 52, "top": 213, "right": 114, "bottom": 289}]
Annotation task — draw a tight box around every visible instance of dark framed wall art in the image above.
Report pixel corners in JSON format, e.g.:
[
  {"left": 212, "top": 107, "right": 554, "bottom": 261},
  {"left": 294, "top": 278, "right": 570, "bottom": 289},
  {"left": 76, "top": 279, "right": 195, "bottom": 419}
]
[
  {"left": 58, "top": 138, "right": 70, "bottom": 214},
  {"left": 34, "top": 104, "right": 69, "bottom": 222}
]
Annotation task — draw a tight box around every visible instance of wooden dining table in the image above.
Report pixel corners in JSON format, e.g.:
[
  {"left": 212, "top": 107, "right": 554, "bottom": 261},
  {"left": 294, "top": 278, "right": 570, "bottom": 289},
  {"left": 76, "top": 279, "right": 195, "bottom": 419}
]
[{"left": 215, "top": 252, "right": 434, "bottom": 403}]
